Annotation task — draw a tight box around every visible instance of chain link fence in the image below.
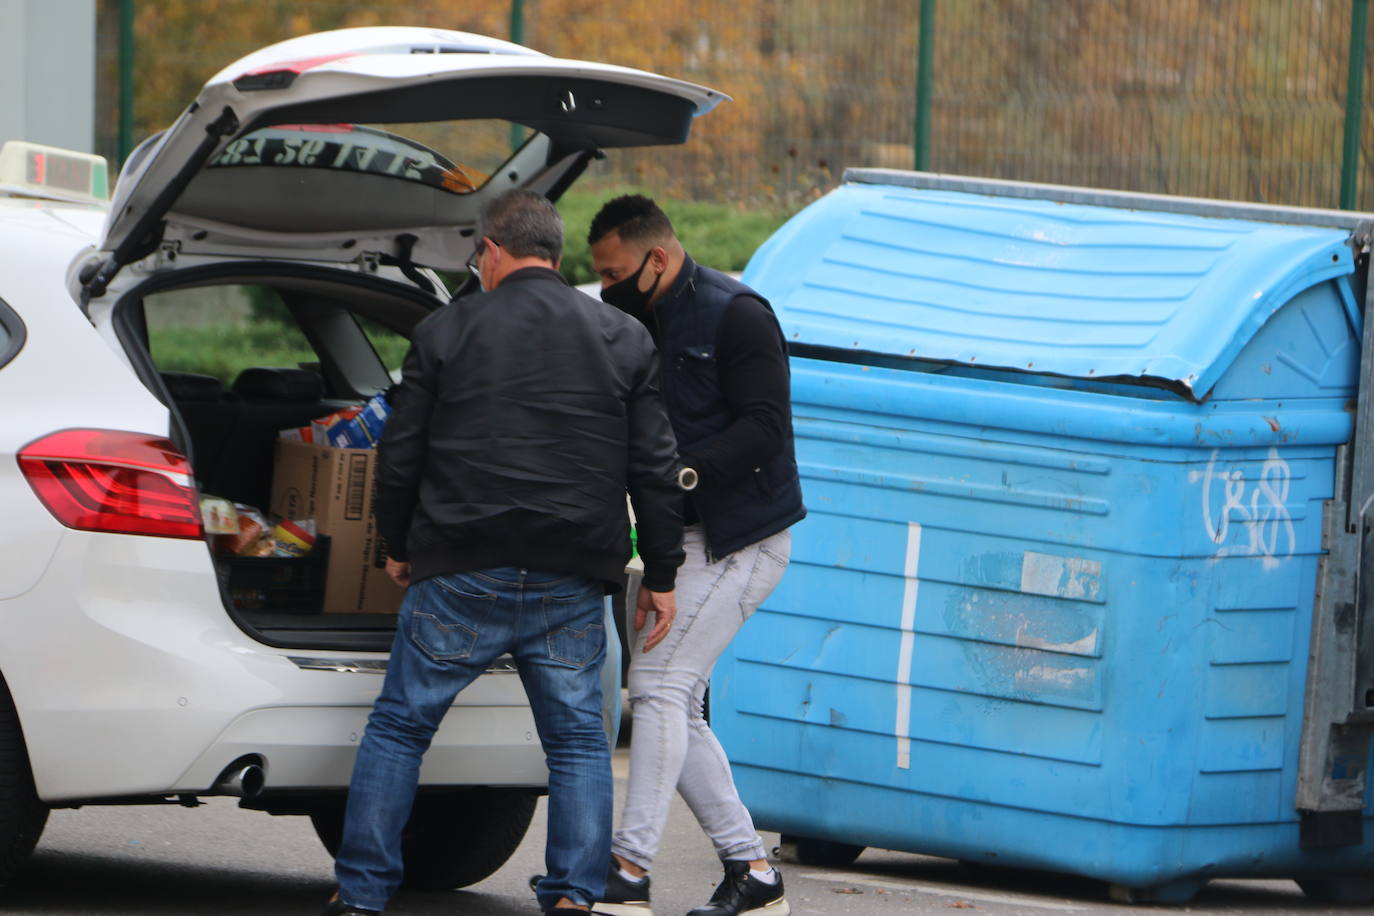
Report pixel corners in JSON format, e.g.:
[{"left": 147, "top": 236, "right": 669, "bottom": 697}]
[{"left": 96, "top": 0, "right": 1374, "bottom": 212}]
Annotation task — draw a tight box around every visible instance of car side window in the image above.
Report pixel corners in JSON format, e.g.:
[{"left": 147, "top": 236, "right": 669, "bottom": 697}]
[
  {"left": 354, "top": 316, "right": 411, "bottom": 381},
  {"left": 143, "top": 285, "right": 318, "bottom": 384},
  {"left": 0, "top": 298, "right": 24, "bottom": 370}
]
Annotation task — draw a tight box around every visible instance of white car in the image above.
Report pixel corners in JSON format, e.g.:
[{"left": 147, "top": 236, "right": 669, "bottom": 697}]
[{"left": 0, "top": 27, "right": 722, "bottom": 890}]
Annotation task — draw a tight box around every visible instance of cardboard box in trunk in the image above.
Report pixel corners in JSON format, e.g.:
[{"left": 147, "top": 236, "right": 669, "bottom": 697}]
[{"left": 269, "top": 439, "right": 404, "bottom": 614}]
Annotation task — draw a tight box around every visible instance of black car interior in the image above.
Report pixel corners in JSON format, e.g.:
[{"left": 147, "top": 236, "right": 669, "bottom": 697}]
[{"left": 164, "top": 366, "right": 334, "bottom": 511}]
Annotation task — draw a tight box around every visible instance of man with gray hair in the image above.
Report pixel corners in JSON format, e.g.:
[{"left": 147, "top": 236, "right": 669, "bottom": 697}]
[{"left": 324, "top": 189, "right": 685, "bottom": 916}]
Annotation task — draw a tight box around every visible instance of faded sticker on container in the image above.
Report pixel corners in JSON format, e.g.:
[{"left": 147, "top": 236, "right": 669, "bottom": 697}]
[
  {"left": 1019, "top": 552, "right": 1102, "bottom": 602},
  {"left": 895, "top": 522, "right": 921, "bottom": 771}
]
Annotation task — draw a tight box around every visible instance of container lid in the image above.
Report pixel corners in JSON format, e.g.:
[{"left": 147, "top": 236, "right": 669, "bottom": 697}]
[{"left": 744, "top": 181, "right": 1356, "bottom": 399}]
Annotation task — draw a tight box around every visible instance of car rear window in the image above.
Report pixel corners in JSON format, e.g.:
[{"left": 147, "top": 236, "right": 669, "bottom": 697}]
[
  {"left": 208, "top": 121, "right": 529, "bottom": 196},
  {"left": 0, "top": 298, "right": 26, "bottom": 370},
  {"left": 143, "top": 285, "right": 317, "bottom": 384}
]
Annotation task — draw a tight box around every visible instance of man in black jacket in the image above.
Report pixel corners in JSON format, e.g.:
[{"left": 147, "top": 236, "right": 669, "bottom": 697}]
[
  {"left": 588, "top": 195, "right": 805, "bottom": 916},
  {"left": 325, "top": 190, "right": 684, "bottom": 916}
]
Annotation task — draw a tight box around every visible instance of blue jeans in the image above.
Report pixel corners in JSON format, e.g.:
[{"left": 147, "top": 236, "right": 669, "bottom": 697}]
[{"left": 334, "top": 567, "right": 612, "bottom": 912}]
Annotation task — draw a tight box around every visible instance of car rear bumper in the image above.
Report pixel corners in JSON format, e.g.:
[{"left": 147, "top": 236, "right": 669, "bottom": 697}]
[
  {"left": 172, "top": 700, "right": 547, "bottom": 794},
  {"left": 1, "top": 533, "right": 552, "bottom": 802}
]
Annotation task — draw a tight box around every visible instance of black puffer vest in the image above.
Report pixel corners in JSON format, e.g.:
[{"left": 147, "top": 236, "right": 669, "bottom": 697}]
[{"left": 655, "top": 259, "right": 806, "bottom": 558}]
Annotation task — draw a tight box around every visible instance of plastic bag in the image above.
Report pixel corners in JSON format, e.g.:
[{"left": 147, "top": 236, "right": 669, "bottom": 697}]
[{"left": 215, "top": 504, "right": 271, "bottom": 556}]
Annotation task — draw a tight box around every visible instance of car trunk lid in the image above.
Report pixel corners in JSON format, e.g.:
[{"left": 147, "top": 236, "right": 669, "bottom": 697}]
[{"left": 87, "top": 26, "right": 726, "bottom": 294}]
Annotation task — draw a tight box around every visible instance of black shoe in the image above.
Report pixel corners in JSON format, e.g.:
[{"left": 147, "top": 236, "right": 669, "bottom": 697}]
[
  {"left": 529, "top": 866, "right": 650, "bottom": 916},
  {"left": 596, "top": 864, "right": 652, "bottom": 916},
  {"left": 320, "top": 891, "right": 381, "bottom": 916},
  {"left": 686, "top": 861, "right": 789, "bottom": 916}
]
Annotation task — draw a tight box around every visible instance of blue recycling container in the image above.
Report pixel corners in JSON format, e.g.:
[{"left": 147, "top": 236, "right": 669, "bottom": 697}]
[{"left": 713, "top": 174, "right": 1374, "bottom": 902}]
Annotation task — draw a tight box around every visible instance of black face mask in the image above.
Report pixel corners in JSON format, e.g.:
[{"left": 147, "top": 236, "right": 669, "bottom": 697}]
[{"left": 600, "top": 251, "right": 661, "bottom": 316}]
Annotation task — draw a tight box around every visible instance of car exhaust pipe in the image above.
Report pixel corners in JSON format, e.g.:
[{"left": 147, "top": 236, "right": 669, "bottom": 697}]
[{"left": 212, "top": 762, "right": 265, "bottom": 799}]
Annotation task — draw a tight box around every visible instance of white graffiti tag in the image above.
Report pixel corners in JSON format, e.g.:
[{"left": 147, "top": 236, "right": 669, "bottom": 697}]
[{"left": 1199, "top": 447, "right": 1295, "bottom": 569}]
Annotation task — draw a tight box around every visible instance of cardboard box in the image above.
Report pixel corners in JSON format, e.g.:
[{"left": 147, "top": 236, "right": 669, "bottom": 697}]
[{"left": 269, "top": 439, "right": 405, "bottom": 615}]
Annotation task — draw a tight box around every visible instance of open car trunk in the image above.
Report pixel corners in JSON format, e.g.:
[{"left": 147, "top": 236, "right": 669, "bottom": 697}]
[
  {"left": 112, "top": 262, "right": 442, "bottom": 652},
  {"left": 79, "top": 26, "right": 720, "bottom": 654}
]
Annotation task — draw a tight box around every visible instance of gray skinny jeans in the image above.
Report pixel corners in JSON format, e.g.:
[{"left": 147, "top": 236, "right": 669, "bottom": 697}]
[{"left": 613, "top": 525, "right": 791, "bottom": 869}]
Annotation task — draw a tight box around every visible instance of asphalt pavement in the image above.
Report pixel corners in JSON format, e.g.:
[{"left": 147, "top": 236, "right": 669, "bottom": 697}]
[{"left": 0, "top": 750, "right": 1365, "bottom": 915}]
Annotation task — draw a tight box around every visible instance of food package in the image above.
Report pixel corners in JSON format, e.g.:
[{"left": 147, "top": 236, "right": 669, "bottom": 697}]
[
  {"left": 199, "top": 496, "right": 239, "bottom": 535},
  {"left": 275, "top": 395, "right": 393, "bottom": 448},
  {"left": 355, "top": 393, "right": 391, "bottom": 445},
  {"left": 306, "top": 394, "right": 392, "bottom": 449},
  {"left": 269, "top": 518, "right": 317, "bottom": 558},
  {"left": 214, "top": 504, "right": 271, "bottom": 556},
  {"left": 312, "top": 406, "right": 363, "bottom": 446}
]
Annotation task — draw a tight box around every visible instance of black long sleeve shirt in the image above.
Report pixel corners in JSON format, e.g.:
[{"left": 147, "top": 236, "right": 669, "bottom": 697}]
[{"left": 674, "top": 294, "right": 791, "bottom": 492}]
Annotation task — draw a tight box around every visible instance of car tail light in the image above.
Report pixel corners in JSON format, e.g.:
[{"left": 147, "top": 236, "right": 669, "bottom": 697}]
[{"left": 17, "top": 429, "right": 202, "bottom": 539}]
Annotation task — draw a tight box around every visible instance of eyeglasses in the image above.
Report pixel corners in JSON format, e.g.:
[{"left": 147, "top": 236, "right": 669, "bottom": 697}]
[{"left": 465, "top": 237, "right": 500, "bottom": 279}]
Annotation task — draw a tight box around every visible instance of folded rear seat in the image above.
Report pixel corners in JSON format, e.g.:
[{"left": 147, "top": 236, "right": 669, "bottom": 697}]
[
  {"left": 214, "top": 367, "right": 332, "bottom": 510},
  {"left": 161, "top": 370, "right": 239, "bottom": 499}
]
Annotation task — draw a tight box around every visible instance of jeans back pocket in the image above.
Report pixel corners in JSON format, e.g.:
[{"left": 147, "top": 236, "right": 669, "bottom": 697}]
[
  {"left": 409, "top": 575, "right": 500, "bottom": 661},
  {"left": 542, "top": 586, "right": 605, "bottom": 668}
]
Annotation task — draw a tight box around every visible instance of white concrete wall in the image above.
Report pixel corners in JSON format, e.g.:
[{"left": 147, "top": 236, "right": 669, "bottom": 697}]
[{"left": 0, "top": 0, "right": 97, "bottom": 151}]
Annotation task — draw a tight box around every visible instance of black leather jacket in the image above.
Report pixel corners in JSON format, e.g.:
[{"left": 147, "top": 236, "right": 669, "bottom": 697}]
[{"left": 375, "top": 267, "right": 685, "bottom": 592}]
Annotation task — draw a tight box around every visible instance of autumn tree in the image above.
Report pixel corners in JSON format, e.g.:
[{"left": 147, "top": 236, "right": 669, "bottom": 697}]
[{"left": 96, "top": 0, "right": 1374, "bottom": 210}]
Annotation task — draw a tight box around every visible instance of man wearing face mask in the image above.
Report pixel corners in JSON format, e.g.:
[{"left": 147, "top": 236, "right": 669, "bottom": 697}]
[{"left": 587, "top": 195, "right": 805, "bottom": 916}]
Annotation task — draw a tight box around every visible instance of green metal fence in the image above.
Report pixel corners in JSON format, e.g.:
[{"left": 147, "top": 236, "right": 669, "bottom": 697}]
[{"left": 96, "top": 0, "right": 1374, "bottom": 212}]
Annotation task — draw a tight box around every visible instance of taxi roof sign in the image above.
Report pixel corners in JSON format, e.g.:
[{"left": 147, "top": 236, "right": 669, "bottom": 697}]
[{"left": 0, "top": 141, "right": 110, "bottom": 204}]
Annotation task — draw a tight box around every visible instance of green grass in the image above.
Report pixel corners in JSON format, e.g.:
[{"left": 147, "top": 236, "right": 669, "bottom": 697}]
[
  {"left": 555, "top": 189, "right": 791, "bottom": 285},
  {"left": 150, "top": 321, "right": 411, "bottom": 385},
  {"left": 366, "top": 332, "right": 411, "bottom": 372}
]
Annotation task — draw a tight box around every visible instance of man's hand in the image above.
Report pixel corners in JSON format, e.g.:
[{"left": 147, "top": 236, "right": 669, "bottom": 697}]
[
  {"left": 385, "top": 558, "right": 412, "bottom": 588},
  {"left": 635, "top": 586, "right": 677, "bottom": 652}
]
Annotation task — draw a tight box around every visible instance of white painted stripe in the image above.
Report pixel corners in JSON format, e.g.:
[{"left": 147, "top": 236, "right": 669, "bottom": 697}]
[
  {"left": 895, "top": 521, "right": 921, "bottom": 770},
  {"left": 799, "top": 870, "right": 1090, "bottom": 912}
]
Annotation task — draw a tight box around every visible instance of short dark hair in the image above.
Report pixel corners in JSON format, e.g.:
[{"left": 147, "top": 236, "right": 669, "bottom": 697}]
[
  {"left": 587, "top": 194, "right": 676, "bottom": 247},
  {"left": 477, "top": 189, "right": 563, "bottom": 262}
]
